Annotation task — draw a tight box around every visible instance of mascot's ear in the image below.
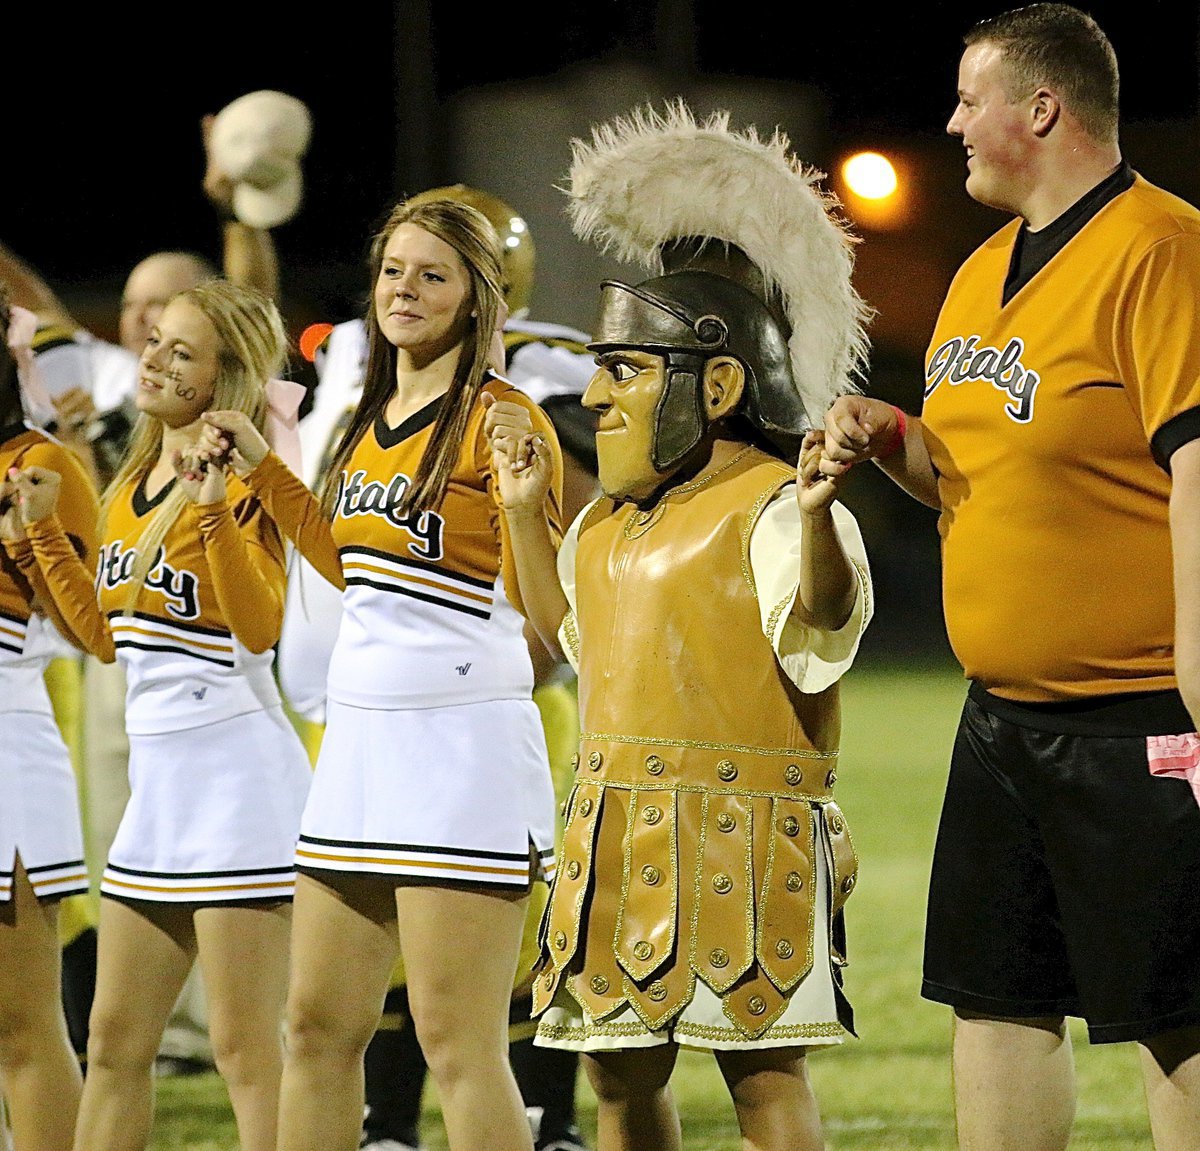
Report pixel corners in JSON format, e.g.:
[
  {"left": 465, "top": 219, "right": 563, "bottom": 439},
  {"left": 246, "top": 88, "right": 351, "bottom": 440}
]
[{"left": 702, "top": 356, "right": 745, "bottom": 421}]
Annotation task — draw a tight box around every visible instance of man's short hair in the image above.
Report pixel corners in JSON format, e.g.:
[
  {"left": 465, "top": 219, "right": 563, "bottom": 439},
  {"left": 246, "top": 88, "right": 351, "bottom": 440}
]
[{"left": 966, "top": 4, "right": 1119, "bottom": 143}]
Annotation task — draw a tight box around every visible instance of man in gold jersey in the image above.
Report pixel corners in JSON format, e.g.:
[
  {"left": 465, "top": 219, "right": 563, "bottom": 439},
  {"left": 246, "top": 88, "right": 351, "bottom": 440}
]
[{"left": 821, "top": 6, "right": 1200, "bottom": 1150}]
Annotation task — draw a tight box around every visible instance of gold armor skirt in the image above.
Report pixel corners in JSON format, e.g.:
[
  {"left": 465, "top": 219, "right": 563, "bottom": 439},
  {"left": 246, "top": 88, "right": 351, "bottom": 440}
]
[{"left": 531, "top": 735, "right": 858, "bottom": 1050}]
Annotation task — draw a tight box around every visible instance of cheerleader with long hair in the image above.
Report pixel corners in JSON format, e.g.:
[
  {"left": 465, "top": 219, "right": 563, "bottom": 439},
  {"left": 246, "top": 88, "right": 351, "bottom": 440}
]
[
  {"left": 200, "top": 197, "right": 564, "bottom": 1151},
  {"left": 5, "top": 279, "right": 311, "bottom": 1151}
]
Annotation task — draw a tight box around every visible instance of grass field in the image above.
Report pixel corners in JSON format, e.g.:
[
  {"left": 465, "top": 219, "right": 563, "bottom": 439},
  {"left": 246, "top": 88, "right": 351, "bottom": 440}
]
[{"left": 147, "top": 660, "right": 1155, "bottom": 1150}]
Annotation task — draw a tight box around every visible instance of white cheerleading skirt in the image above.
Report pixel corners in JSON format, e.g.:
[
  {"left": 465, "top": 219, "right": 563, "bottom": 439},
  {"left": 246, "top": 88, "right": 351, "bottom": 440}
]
[
  {"left": 296, "top": 697, "right": 557, "bottom": 890},
  {"left": 0, "top": 711, "right": 88, "bottom": 902},
  {"left": 102, "top": 707, "right": 312, "bottom": 904}
]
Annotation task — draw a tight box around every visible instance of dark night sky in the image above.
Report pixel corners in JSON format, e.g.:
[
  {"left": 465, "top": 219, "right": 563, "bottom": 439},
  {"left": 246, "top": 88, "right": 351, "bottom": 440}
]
[
  {"left": 1, "top": 0, "right": 1193, "bottom": 660},
  {"left": 2, "top": 1, "right": 1197, "bottom": 328}
]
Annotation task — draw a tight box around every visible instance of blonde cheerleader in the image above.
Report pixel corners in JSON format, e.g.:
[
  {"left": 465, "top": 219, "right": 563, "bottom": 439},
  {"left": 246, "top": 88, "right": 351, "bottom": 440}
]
[{"left": 7, "top": 280, "right": 311, "bottom": 1151}]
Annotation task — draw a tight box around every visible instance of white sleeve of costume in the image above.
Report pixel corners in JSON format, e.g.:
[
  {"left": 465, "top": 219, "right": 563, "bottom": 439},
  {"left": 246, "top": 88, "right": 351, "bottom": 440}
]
[
  {"left": 555, "top": 499, "right": 597, "bottom": 675},
  {"left": 750, "top": 488, "right": 873, "bottom": 694}
]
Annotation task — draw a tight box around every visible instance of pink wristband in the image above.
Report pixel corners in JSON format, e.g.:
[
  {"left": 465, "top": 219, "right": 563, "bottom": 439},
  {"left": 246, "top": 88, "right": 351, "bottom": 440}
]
[{"left": 875, "top": 406, "right": 908, "bottom": 459}]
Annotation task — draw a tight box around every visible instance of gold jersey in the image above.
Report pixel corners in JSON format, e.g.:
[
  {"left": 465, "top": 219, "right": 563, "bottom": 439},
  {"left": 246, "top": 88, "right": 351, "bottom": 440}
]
[
  {"left": 27, "top": 471, "right": 287, "bottom": 734},
  {"left": 0, "top": 426, "right": 98, "bottom": 713},
  {"left": 923, "top": 176, "right": 1200, "bottom": 702},
  {"left": 248, "top": 375, "right": 564, "bottom": 710}
]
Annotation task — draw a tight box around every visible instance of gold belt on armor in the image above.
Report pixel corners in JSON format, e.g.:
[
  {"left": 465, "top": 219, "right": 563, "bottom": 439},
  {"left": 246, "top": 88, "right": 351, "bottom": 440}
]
[{"left": 574, "top": 733, "right": 839, "bottom": 803}]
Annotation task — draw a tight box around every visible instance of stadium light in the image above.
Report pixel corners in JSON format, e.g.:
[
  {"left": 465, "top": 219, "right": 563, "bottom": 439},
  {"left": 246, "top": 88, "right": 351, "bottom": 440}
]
[
  {"left": 843, "top": 152, "right": 898, "bottom": 199},
  {"left": 836, "top": 149, "right": 908, "bottom": 230}
]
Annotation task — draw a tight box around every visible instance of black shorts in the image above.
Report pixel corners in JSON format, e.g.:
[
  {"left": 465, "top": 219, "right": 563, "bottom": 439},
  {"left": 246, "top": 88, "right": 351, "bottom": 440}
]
[{"left": 921, "top": 683, "right": 1200, "bottom": 1044}]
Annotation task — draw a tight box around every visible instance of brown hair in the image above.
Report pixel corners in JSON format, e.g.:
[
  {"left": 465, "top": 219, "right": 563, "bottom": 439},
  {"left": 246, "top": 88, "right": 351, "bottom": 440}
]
[
  {"left": 965, "top": 4, "right": 1119, "bottom": 143},
  {"left": 319, "top": 197, "right": 505, "bottom": 518}
]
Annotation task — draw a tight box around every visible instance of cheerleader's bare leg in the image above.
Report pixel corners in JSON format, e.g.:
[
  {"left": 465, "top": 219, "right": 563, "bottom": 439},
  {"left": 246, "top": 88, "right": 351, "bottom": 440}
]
[
  {"left": 72, "top": 899, "right": 193, "bottom": 1151},
  {"left": 276, "top": 873, "right": 402, "bottom": 1151},
  {"left": 0, "top": 858, "right": 82, "bottom": 1151},
  {"left": 194, "top": 903, "right": 292, "bottom": 1151},
  {"left": 396, "top": 883, "right": 533, "bottom": 1151}
]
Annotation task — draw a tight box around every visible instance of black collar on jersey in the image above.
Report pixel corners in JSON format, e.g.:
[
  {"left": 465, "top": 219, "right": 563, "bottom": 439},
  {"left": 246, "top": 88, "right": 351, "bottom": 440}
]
[
  {"left": 374, "top": 394, "right": 444, "bottom": 451},
  {"left": 133, "top": 470, "right": 176, "bottom": 517},
  {"left": 1003, "top": 161, "right": 1135, "bottom": 306}
]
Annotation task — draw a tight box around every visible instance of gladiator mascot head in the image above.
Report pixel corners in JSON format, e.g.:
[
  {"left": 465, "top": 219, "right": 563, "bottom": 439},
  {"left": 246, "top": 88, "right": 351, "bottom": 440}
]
[{"left": 566, "top": 103, "right": 871, "bottom": 499}]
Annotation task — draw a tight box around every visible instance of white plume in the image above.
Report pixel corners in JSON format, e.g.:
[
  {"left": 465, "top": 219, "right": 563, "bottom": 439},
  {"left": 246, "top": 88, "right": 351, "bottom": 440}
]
[{"left": 565, "top": 100, "right": 871, "bottom": 420}]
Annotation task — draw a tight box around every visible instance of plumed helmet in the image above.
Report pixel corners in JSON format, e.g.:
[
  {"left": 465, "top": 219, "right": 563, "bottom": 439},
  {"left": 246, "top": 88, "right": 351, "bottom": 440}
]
[
  {"left": 589, "top": 265, "right": 804, "bottom": 467},
  {"left": 406, "top": 184, "right": 536, "bottom": 316},
  {"left": 567, "top": 102, "right": 870, "bottom": 466}
]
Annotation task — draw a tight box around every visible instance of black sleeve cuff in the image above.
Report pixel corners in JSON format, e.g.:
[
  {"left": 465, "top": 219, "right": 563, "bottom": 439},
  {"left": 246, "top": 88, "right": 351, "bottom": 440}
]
[{"left": 1151, "top": 405, "right": 1200, "bottom": 473}]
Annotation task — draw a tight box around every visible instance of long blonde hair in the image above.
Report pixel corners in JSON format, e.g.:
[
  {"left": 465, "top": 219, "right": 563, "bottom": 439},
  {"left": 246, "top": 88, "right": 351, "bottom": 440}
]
[
  {"left": 319, "top": 197, "right": 505, "bottom": 518},
  {"left": 100, "top": 279, "right": 289, "bottom": 613}
]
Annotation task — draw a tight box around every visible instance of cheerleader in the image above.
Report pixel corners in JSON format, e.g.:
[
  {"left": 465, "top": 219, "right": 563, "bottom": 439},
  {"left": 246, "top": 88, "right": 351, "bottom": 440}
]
[
  {"left": 200, "top": 197, "right": 563, "bottom": 1151},
  {"left": 6, "top": 279, "right": 311, "bottom": 1151},
  {"left": 0, "top": 290, "right": 96, "bottom": 1150}
]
